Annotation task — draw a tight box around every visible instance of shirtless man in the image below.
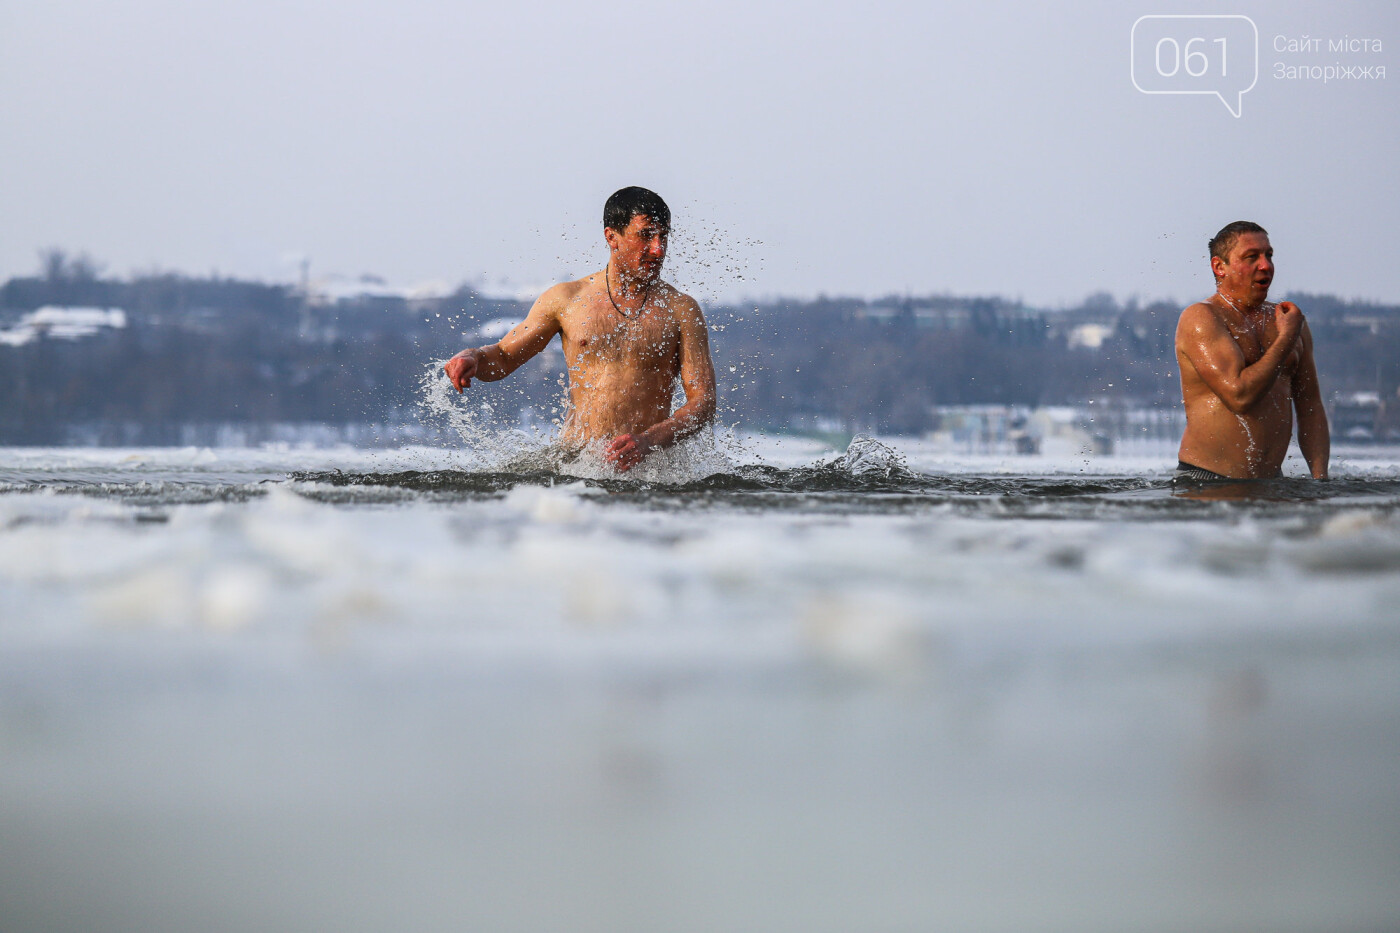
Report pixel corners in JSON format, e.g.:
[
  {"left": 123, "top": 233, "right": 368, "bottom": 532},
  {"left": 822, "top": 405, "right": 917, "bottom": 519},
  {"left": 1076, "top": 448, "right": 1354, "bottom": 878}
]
[
  {"left": 444, "top": 187, "right": 716, "bottom": 471},
  {"left": 1174, "top": 221, "right": 1329, "bottom": 481}
]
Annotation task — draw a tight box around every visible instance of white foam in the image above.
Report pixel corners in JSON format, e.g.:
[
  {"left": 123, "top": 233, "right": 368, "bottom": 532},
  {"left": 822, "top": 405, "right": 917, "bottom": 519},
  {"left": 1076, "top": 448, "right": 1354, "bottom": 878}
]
[{"left": 0, "top": 444, "right": 1397, "bottom": 659}]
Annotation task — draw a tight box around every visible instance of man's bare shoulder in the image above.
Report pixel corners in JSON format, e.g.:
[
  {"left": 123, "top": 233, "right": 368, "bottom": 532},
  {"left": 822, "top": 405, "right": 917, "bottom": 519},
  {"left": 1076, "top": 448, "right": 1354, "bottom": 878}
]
[
  {"left": 536, "top": 277, "right": 594, "bottom": 308},
  {"left": 523, "top": 279, "right": 597, "bottom": 330},
  {"left": 1177, "top": 299, "right": 1226, "bottom": 338},
  {"left": 655, "top": 281, "right": 704, "bottom": 320}
]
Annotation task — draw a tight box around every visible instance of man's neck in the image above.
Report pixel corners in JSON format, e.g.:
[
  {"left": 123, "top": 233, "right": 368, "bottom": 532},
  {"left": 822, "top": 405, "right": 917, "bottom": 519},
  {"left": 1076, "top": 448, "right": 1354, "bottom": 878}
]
[
  {"left": 607, "top": 260, "right": 652, "bottom": 298},
  {"left": 1216, "top": 284, "right": 1266, "bottom": 316}
]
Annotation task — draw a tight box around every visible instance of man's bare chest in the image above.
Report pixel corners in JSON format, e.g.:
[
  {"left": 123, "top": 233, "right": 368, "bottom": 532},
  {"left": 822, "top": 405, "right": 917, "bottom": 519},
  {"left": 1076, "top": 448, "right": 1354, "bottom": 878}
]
[
  {"left": 1224, "top": 320, "right": 1302, "bottom": 374},
  {"left": 559, "top": 303, "right": 681, "bottom": 367}
]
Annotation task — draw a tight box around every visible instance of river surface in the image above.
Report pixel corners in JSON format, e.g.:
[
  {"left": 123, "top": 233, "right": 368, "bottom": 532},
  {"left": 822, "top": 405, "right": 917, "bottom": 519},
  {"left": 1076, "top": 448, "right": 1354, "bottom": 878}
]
[{"left": 2, "top": 437, "right": 1399, "bottom": 932}]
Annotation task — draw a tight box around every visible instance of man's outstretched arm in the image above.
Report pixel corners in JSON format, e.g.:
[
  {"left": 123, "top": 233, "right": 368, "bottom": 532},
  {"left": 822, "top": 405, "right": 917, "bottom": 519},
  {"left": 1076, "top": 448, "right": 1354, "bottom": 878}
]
[
  {"left": 1178, "top": 301, "right": 1304, "bottom": 413},
  {"left": 445, "top": 286, "right": 566, "bottom": 391},
  {"left": 606, "top": 297, "right": 717, "bottom": 470},
  {"left": 1291, "top": 323, "right": 1330, "bottom": 479}
]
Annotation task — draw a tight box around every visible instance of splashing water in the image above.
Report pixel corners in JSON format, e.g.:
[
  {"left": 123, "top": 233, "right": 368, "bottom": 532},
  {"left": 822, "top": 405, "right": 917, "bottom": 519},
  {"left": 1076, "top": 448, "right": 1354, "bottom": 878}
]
[
  {"left": 663, "top": 210, "right": 765, "bottom": 307},
  {"left": 416, "top": 360, "right": 746, "bottom": 484},
  {"left": 829, "top": 435, "right": 911, "bottom": 479},
  {"left": 410, "top": 357, "right": 944, "bottom": 489},
  {"left": 1235, "top": 412, "right": 1261, "bottom": 470},
  {"left": 415, "top": 363, "right": 551, "bottom": 468}
]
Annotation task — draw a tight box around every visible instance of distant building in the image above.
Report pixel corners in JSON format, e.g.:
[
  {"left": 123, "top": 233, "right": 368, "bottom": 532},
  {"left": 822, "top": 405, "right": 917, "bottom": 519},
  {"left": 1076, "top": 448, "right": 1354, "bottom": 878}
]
[
  {"left": 1067, "top": 322, "right": 1114, "bottom": 350},
  {"left": 303, "top": 275, "right": 451, "bottom": 307},
  {"left": 0, "top": 306, "right": 127, "bottom": 347},
  {"left": 1330, "top": 391, "right": 1383, "bottom": 441}
]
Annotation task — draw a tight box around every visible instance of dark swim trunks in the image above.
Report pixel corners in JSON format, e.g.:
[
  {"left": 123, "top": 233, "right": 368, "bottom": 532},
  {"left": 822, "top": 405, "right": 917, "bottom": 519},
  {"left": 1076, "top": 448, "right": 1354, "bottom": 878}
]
[{"left": 1173, "top": 460, "right": 1234, "bottom": 483}]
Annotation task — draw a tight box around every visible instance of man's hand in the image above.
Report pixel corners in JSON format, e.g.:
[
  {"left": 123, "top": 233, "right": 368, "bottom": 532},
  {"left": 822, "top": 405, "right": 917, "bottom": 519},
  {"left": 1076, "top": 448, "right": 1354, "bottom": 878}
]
[
  {"left": 1274, "top": 301, "right": 1304, "bottom": 345},
  {"left": 444, "top": 350, "right": 479, "bottom": 392},
  {"left": 605, "top": 433, "right": 654, "bottom": 472}
]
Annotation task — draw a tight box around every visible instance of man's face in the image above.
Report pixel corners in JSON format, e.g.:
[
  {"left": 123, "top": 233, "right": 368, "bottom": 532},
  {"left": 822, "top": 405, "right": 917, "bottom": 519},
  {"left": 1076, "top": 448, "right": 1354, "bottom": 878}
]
[
  {"left": 605, "top": 213, "right": 668, "bottom": 282},
  {"left": 1213, "top": 231, "right": 1274, "bottom": 301}
]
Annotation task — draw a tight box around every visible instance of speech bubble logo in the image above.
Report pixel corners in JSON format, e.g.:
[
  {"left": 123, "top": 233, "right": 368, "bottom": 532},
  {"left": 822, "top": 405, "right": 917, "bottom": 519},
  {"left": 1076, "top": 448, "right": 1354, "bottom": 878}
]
[{"left": 1131, "top": 15, "right": 1258, "bottom": 118}]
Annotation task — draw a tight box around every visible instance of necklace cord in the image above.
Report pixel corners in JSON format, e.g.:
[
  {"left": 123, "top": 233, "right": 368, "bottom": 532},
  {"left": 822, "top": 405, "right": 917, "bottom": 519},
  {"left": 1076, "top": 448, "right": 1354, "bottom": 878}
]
[{"left": 606, "top": 265, "right": 651, "bottom": 320}]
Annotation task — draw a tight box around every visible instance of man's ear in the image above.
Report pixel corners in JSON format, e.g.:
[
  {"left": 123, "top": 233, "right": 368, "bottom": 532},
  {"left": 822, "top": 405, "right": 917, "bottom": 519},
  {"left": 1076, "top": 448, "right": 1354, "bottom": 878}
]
[
  {"left": 1210, "top": 255, "right": 1227, "bottom": 280},
  {"left": 603, "top": 227, "right": 619, "bottom": 251}
]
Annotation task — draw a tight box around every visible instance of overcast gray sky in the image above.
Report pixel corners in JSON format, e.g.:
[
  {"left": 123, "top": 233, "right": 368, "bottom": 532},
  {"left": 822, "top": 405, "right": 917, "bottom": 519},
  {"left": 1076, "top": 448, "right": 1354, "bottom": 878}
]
[{"left": 2, "top": 0, "right": 1395, "bottom": 306}]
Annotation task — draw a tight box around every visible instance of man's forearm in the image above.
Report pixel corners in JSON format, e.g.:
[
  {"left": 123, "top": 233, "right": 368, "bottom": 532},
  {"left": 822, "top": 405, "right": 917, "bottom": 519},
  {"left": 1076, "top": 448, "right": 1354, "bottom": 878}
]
[
  {"left": 463, "top": 344, "right": 513, "bottom": 382},
  {"left": 1297, "top": 411, "right": 1330, "bottom": 479},
  {"left": 1231, "top": 337, "right": 1299, "bottom": 410},
  {"left": 641, "top": 398, "right": 714, "bottom": 449}
]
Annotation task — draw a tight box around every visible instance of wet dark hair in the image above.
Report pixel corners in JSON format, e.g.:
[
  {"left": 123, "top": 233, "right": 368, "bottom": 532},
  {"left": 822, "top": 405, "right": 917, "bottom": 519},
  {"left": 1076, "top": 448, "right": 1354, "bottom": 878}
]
[
  {"left": 604, "top": 187, "right": 670, "bottom": 234},
  {"left": 1209, "top": 221, "right": 1268, "bottom": 263}
]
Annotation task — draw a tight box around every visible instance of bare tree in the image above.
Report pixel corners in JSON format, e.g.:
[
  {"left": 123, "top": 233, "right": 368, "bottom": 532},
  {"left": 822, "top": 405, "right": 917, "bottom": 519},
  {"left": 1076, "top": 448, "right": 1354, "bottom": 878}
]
[
  {"left": 36, "top": 248, "right": 104, "bottom": 283},
  {"left": 38, "top": 247, "right": 69, "bottom": 282}
]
